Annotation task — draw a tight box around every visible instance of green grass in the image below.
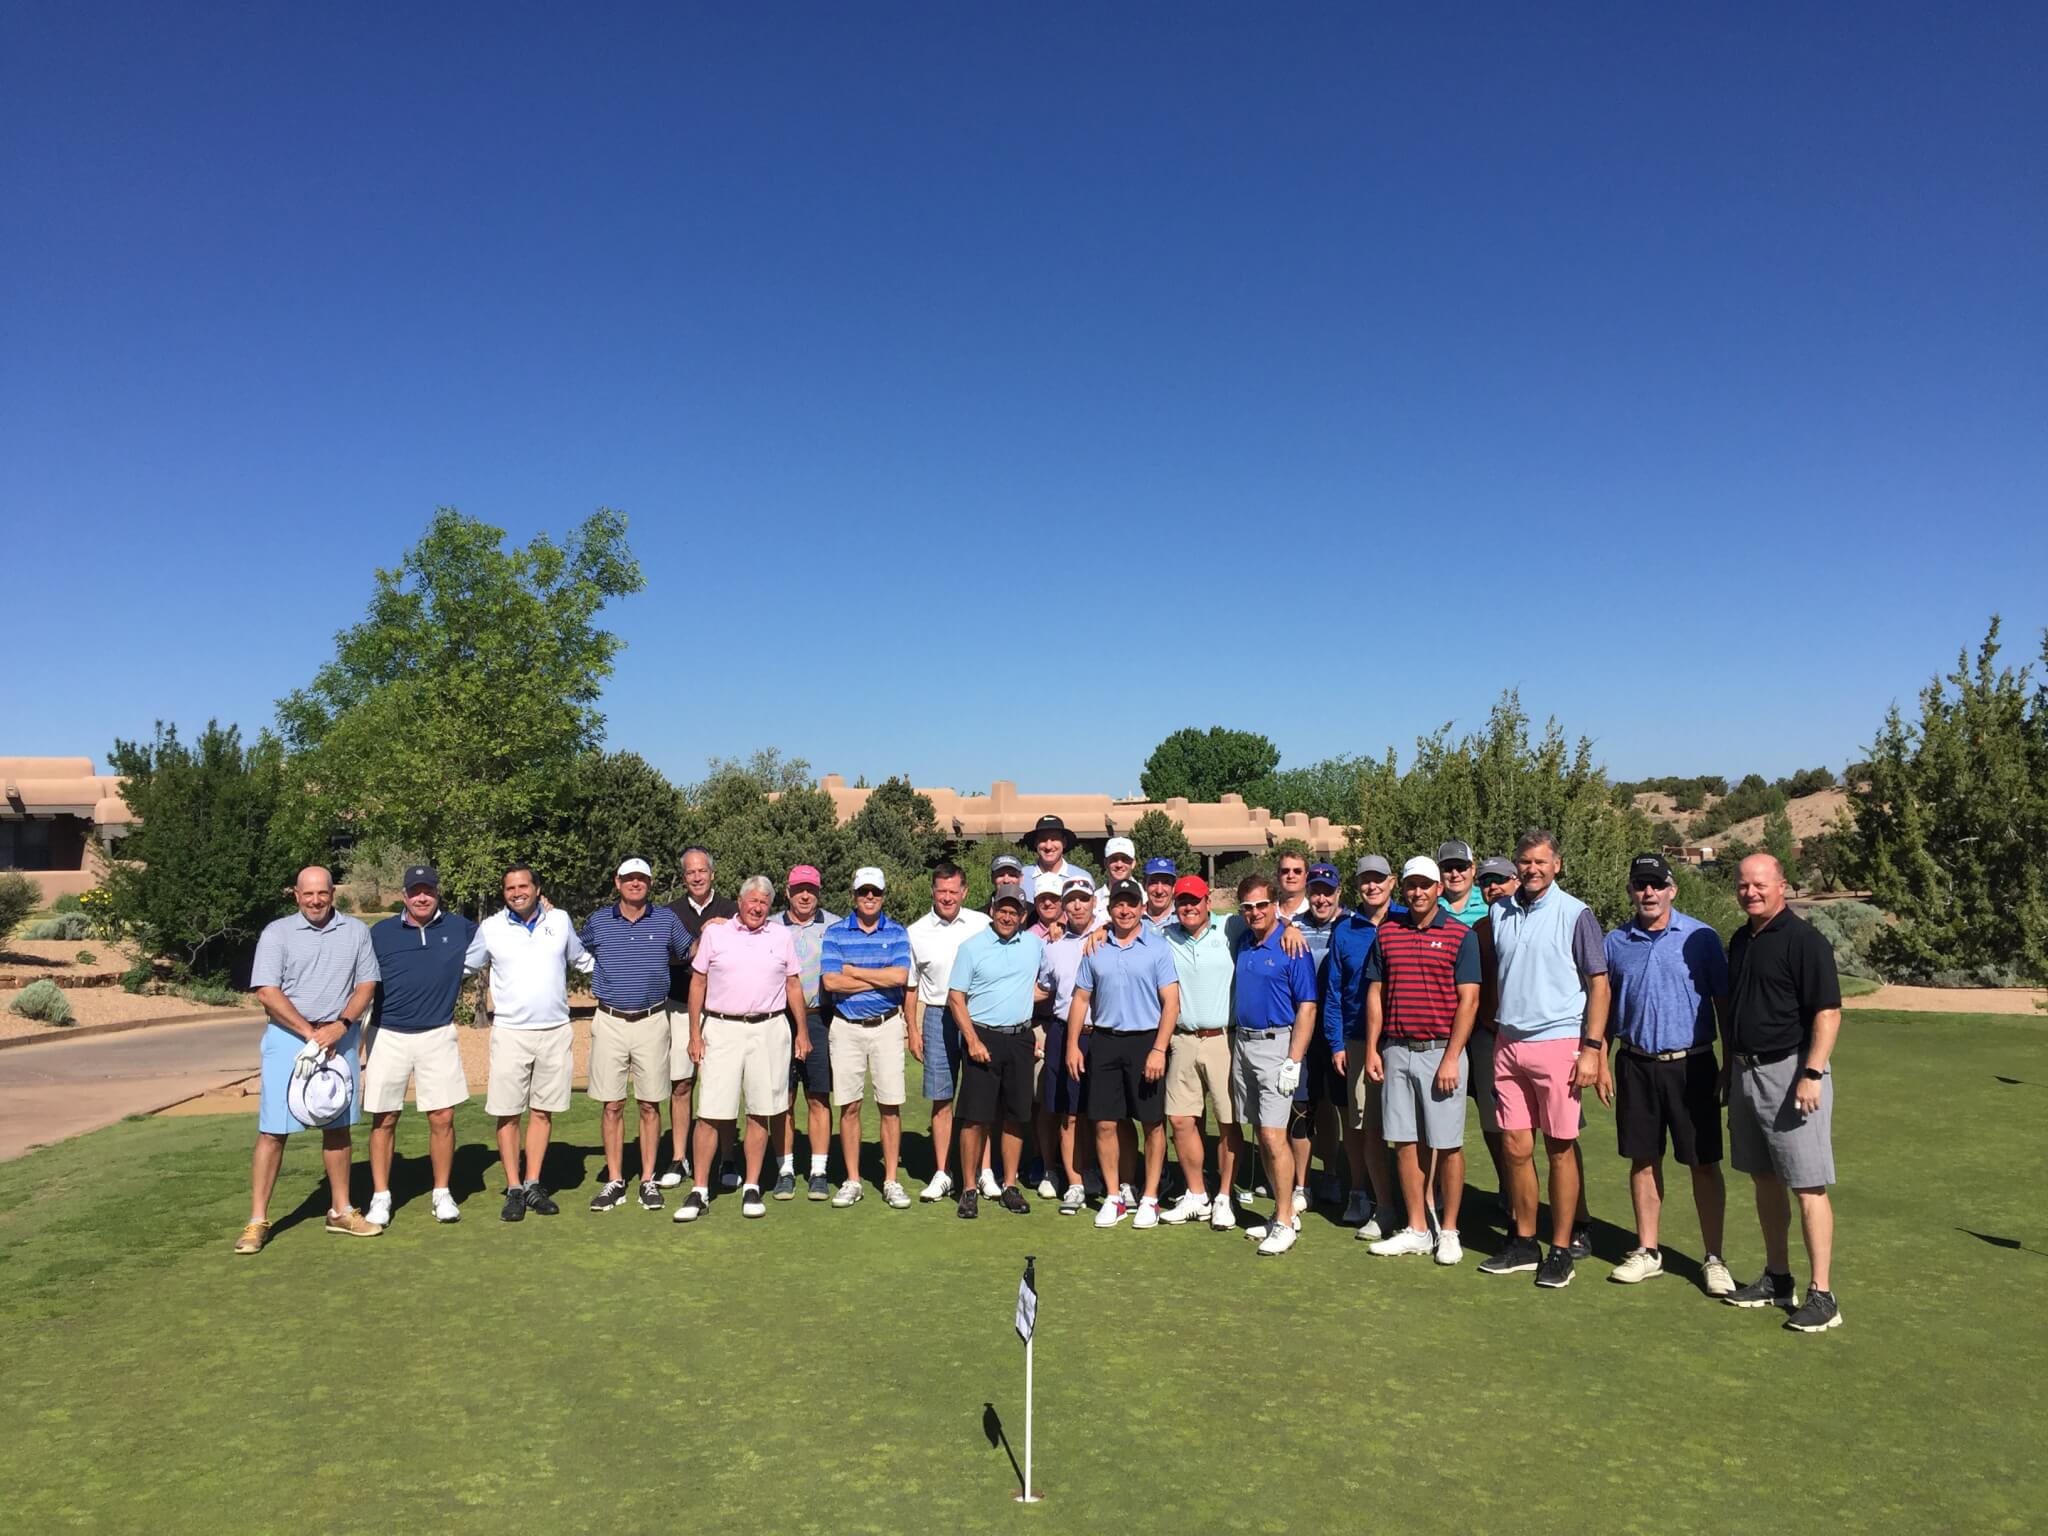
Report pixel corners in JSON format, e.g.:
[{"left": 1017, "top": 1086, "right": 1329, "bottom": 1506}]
[
  {"left": 3, "top": 1010, "right": 2044, "bottom": 1533},
  {"left": 1840, "top": 973, "right": 1884, "bottom": 997}
]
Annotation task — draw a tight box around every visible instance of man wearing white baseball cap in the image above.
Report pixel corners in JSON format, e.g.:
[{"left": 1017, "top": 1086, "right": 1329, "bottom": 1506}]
[
  {"left": 821, "top": 867, "right": 914, "bottom": 1209},
  {"left": 1093, "top": 837, "right": 1139, "bottom": 924},
  {"left": 237, "top": 865, "right": 382, "bottom": 1254}
]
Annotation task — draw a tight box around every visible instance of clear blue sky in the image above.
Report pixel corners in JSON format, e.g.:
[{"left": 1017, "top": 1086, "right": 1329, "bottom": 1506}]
[{"left": 6, "top": 4, "right": 2043, "bottom": 793}]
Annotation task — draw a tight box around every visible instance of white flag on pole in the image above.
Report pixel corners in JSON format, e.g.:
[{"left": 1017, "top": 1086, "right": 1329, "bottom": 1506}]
[{"left": 1014, "top": 1256, "right": 1037, "bottom": 1344}]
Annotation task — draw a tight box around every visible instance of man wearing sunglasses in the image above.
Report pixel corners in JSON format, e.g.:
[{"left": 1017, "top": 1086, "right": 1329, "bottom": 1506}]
[
  {"left": 1602, "top": 854, "right": 1734, "bottom": 1295},
  {"left": 1436, "top": 840, "right": 1490, "bottom": 927},
  {"left": 1229, "top": 874, "right": 1321, "bottom": 1256},
  {"left": 1159, "top": 875, "right": 1245, "bottom": 1230},
  {"left": 1326, "top": 854, "right": 1401, "bottom": 1234}
]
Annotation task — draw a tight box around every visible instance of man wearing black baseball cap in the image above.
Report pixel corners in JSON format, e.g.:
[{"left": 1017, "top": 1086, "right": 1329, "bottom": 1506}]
[
  {"left": 363, "top": 864, "right": 476, "bottom": 1228},
  {"left": 1602, "top": 853, "right": 1735, "bottom": 1294}
]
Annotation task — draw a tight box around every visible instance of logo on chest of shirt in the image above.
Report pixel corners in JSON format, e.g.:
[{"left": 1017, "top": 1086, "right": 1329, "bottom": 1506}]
[{"left": 1429, "top": 940, "right": 1444, "bottom": 950}]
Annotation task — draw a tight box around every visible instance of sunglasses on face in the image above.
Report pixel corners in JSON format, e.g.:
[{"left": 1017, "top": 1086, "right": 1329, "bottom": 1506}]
[
  {"left": 1240, "top": 899, "right": 1273, "bottom": 912},
  {"left": 1629, "top": 880, "right": 1671, "bottom": 892}
]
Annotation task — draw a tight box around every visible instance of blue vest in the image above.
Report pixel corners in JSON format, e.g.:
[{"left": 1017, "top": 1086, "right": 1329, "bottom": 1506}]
[{"left": 1491, "top": 884, "right": 1592, "bottom": 1043}]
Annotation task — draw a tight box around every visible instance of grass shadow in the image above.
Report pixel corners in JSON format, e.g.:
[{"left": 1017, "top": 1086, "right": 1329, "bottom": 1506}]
[
  {"left": 981, "top": 1403, "right": 1023, "bottom": 1494},
  {"left": 1959, "top": 1227, "right": 2043, "bottom": 1255}
]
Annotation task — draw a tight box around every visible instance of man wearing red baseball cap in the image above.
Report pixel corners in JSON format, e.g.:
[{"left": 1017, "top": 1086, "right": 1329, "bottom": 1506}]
[{"left": 1158, "top": 875, "right": 1246, "bottom": 1230}]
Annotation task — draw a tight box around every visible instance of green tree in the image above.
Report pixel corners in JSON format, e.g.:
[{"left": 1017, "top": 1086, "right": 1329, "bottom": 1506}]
[
  {"left": 1139, "top": 726, "right": 1280, "bottom": 803},
  {"left": 1763, "top": 806, "right": 1801, "bottom": 887},
  {"left": 1241, "top": 754, "right": 1374, "bottom": 822},
  {"left": 102, "top": 721, "right": 325, "bottom": 980},
  {"left": 542, "top": 750, "right": 693, "bottom": 914},
  {"left": 1851, "top": 617, "right": 2048, "bottom": 983},
  {"left": 0, "top": 871, "right": 40, "bottom": 948},
  {"left": 1126, "top": 809, "right": 1197, "bottom": 876},
  {"left": 277, "top": 508, "right": 643, "bottom": 911}
]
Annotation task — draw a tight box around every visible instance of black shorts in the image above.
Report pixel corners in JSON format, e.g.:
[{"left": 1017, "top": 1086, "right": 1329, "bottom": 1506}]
[
  {"left": 1615, "top": 1048, "right": 1723, "bottom": 1166},
  {"left": 789, "top": 1012, "right": 832, "bottom": 1096},
  {"left": 956, "top": 1028, "right": 1036, "bottom": 1126},
  {"left": 1080, "top": 1031, "right": 1165, "bottom": 1126},
  {"left": 1307, "top": 1037, "right": 1341, "bottom": 1106}
]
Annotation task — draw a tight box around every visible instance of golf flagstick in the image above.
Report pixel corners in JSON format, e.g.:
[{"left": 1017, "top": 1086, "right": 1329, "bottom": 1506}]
[{"left": 1013, "top": 1254, "right": 1040, "bottom": 1503}]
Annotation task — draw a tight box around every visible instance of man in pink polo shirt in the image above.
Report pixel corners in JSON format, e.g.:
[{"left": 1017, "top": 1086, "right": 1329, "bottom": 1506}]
[{"left": 674, "top": 874, "right": 807, "bottom": 1224}]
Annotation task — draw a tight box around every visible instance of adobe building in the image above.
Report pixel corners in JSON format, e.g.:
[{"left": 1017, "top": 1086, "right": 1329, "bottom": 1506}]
[
  {"left": 814, "top": 775, "right": 1351, "bottom": 880},
  {"left": 0, "top": 757, "right": 133, "bottom": 900}
]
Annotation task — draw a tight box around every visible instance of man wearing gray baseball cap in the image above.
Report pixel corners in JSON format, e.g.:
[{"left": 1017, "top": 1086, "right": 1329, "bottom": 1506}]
[{"left": 1437, "top": 841, "right": 1488, "bottom": 927}]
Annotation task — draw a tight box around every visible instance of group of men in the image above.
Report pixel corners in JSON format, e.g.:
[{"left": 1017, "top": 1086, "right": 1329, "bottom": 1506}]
[{"left": 234, "top": 813, "right": 1845, "bottom": 1334}]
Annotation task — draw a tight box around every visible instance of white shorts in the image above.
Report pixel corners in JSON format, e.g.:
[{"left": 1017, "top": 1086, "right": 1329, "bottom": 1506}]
[
  {"left": 361, "top": 1023, "right": 471, "bottom": 1115},
  {"left": 696, "top": 1012, "right": 792, "bottom": 1121},
  {"left": 830, "top": 1013, "right": 907, "bottom": 1108},
  {"left": 486, "top": 1024, "right": 573, "bottom": 1117}
]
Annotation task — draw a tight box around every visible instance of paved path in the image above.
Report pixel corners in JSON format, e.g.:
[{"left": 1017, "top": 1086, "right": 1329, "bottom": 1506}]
[{"left": 0, "top": 1013, "right": 260, "bottom": 1161}]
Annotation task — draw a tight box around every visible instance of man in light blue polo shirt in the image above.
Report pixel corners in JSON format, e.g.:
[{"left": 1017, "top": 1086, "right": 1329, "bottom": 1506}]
[
  {"left": 237, "top": 866, "right": 382, "bottom": 1254},
  {"left": 1160, "top": 874, "right": 1245, "bottom": 1230},
  {"left": 1604, "top": 853, "right": 1734, "bottom": 1292},
  {"left": 1068, "top": 879, "right": 1181, "bottom": 1230},
  {"left": 947, "top": 883, "right": 1048, "bottom": 1218}
]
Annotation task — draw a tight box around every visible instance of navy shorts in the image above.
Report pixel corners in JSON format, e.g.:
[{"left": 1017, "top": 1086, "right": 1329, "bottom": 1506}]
[
  {"left": 1041, "top": 1016, "right": 1087, "bottom": 1116},
  {"left": 1081, "top": 1031, "right": 1165, "bottom": 1126},
  {"left": 789, "top": 1011, "right": 832, "bottom": 1097}
]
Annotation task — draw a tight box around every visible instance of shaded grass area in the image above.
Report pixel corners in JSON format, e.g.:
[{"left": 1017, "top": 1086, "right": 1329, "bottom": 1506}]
[{"left": 2, "top": 1011, "right": 2044, "bottom": 1532}]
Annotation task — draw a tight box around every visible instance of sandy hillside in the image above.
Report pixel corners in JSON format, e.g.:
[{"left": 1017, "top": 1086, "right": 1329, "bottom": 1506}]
[{"left": 1709, "top": 787, "right": 1849, "bottom": 849}]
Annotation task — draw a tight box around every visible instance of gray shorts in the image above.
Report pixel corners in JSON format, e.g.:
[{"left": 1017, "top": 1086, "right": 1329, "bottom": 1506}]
[
  {"left": 1382, "top": 1039, "right": 1467, "bottom": 1150},
  {"left": 1729, "top": 1052, "right": 1834, "bottom": 1188},
  {"left": 1231, "top": 1031, "right": 1293, "bottom": 1129}
]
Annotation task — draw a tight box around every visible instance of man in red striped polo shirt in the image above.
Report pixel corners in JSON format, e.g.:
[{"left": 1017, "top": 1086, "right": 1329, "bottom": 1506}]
[{"left": 1362, "top": 855, "right": 1482, "bottom": 1265}]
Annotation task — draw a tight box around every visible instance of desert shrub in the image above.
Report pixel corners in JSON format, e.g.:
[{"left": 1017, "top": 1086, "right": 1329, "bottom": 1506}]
[
  {"left": 1800, "top": 899, "right": 1888, "bottom": 980},
  {"left": 76, "top": 949, "right": 96, "bottom": 964},
  {"left": 51, "top": 892, "right": 85, "bottom": 912},
  {"left": 333, "top": 893, "right": 354, "bottom": 914},
  {"left": 24, "top": 914, "right": 92, "bottom": 942},
  {"left": 0, "top": 872, "right": 39, "bottom": 945},
  {"left": 172, "top": 978, "right": 245, "bottom": 1008},
  {"left": 9, "top": 980, "right": 75, "bottom": 1026},
  {"left": 120, "top": 959, "right": 155, "bottom": 994}
]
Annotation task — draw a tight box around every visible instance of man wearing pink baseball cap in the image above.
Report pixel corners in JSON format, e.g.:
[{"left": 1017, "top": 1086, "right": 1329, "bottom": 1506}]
[{"left": 773, "top": 865, "right": 841, "bottom": 1200}]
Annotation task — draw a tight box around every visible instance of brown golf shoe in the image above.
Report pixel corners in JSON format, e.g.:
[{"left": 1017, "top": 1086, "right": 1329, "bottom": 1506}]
[
  {"left": 324, "top": 1208, "right": 382, "bottom": 1238},
  {"left": 233, "top": 1220, "right": 270, "bottom": 1255}
]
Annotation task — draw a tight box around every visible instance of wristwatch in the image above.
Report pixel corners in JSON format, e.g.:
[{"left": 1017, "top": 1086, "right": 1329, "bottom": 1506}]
[{"left": 1799, "top": 1067, "right": 1824, "bottom": 1081}]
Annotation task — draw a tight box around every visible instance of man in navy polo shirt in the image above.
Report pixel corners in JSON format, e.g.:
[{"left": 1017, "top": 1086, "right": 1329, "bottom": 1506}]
[
  {"left": 1326, "top": 854, "right": 1399, "bottom": 1233},
  {"left": 1291, "top": 862, "right": 1348, "bottom": 1211},
  {"left": 1603, "top": 853, "right": 1734, "bottom": 1293},
  {"left": 582, "top": 858, "right": 695, "bottom": 1213},
  {"left": 364, "top": 865, "right": 475, "bottom": 1228},
  {"left": 1229, "top": 873, "right": 1320, "bottom": 1256},
  {"left": 662, "top": 847, "right": 740, "bottom": 1188},
  {"left": 1068, "top": 879, "right": 1181, "bottom": 1230}
]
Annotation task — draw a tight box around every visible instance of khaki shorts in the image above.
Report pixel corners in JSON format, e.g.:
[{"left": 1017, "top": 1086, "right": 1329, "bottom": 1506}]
[
  {"left": 1164, "top": 1032, "right": 1235, "bottom": 1124},
  {"left": 697, "top": 1011, "right": 792, "bottom": 1121},
  {"left": 669, "top": 1012, "right": 698, "bottom": 1086},
  {"left": 362, "top": 1022, "right": 471, "bottom": 1115},
  {"left": 830, "top": 1012, "right": 907, "bottom": 1108},
  {"left": 486, "top": 1024, "right": 573, "bottom": 1116},
  {"left": 1031, "top": 1022, "right": 1047, "bottom": 1100},
  {"left": 589, "top": 1005, "right": 673, "bottom": 1104},
  {"left": 1344, "top": 1042, "right": 1385, "bottom": 1134}
]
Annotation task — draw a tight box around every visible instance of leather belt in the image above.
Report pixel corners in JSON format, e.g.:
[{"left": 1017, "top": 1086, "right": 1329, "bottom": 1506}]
[
  {"left": 1176, "top": 1028, "right": 1226, "bottom": 1039},
  {"left": 601, "top": 1002, "right": 668, "bottom": 1023},
  {"left": 709, "top": 1010, "right": 783, "bottom": 1024},
  {"left": 1624, "top": 1042, "right": 1714, "bottom": 1062},
  {"left": 1733, "top": 1046, "right": 1797, "bottom": 1067},
  {"left": 976, "top": 1023, "right": 1033, "bottom": 1036},
  {"left": 1384, "top": 1036, "right": 1445, "bottom": 1049},
  {"left": 1237, "top": 1027, "right": 1286, "bottom": 1040}
]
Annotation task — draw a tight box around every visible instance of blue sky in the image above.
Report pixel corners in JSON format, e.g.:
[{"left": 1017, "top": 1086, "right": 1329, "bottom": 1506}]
[{"left": 6, "top": 4, "right": 2043, "bottom": 794}]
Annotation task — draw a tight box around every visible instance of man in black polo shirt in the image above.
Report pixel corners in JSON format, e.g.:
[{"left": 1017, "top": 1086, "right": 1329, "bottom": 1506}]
[
  {"left": 663, "top": 846, "right": 740, "bottom": 1188},
  {"left": 1723, "top": 854, "right": 1845, "bottom": 1332}
]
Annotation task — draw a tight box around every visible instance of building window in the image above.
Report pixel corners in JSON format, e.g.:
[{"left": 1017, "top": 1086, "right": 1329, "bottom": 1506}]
[{"left": 0, "top": 818, "right": 55, "bottom": 871}]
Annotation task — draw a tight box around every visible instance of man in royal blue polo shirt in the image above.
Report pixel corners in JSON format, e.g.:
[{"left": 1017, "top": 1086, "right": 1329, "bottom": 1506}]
[
  {"left": 364, "top": 865, "right": 475, "bottom": 1228},
  {"left": 1326, "top": 854, "right": 1399, "bottom": 1234},
  {"left": 582, "top": 858, "right": 695, "bottom": 1213},
  {"left": 821, "top": 868, "right": 915, "bottom": 1210},
  {"left": 1229, "top": 873, "right": 1320, "bottom": 1256},
  {"left": 1068, "top": 879, "right": 1181, "bottom": 1230},
  {"left": 1603, "top": 854, "right": 1734, "bottom": 1293}
]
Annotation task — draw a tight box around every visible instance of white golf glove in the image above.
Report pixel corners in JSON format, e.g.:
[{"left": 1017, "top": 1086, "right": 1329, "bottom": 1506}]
[{"left": 1276, "top": 1057, "right": 1301, "bottom": 1095}]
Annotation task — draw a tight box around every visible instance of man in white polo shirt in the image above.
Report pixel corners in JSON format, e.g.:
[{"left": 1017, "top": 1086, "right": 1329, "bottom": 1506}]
[
  {"left": 462, "top": 863, "right": 593, "bottom": 1223},
  {"left": 675, "top": 874, "right": 807, "bottom": 1225},
  {"left": 907, "top": 860, "right": 992, "bottom": 1201}
]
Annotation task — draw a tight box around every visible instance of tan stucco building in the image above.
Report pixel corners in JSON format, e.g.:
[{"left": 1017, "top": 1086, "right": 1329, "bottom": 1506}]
[
  {"left": 815, "top": 775, "right": 1351, "bottom": 877},
  {"left": 1, "top": 757, "right": 132, "bottom": 899}
]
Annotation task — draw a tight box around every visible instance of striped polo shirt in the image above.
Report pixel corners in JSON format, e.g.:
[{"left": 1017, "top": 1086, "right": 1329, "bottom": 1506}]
[
  {"left": 580, "top": 902, "right": 693, "bottom": 1012},
  {"left": 251, "top": 911, "right": 380, "bottom": 1026},
  {"left": 775, "top": 907, "right": 841, "bottom": 1010},
  {"left": 821, "top": 911, "right": 913, "bottom": 1020},
  {"left": 1362, "top": 904, "right": 1480, "bottom": 1042}
]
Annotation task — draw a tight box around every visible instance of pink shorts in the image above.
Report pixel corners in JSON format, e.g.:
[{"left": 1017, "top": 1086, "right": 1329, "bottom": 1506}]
[{"left": 1492, "top": 1036, "right": 1583, "bottom": 1138}]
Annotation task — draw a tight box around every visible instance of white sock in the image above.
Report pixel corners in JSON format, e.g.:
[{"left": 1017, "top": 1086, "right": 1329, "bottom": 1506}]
[
  {"left": 810, "top": 1154, "right": 828, "bottom": 1176},
  {"left": 691, "top": 1185, "right": 709, "bottom": 1199},
  {"left": 778, "top": 1154, "right": 795, "bottom": 1176},
  {"left": 432, "top": 1186, "right": 450, "bottom": 1199}
]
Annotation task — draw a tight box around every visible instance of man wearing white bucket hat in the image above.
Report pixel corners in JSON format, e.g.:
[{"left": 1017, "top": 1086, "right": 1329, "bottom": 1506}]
[{"left": 237, "top": 865, "right": 382, "bottom": 1254}]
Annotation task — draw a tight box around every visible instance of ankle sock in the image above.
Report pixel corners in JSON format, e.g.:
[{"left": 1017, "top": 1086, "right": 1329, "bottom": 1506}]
[
  {"left": 777, "top": 1154, "right": 795, "bottom": 1176},
  {"left": 810, "top": 1155, "right": 828, "bottom": 1176}
]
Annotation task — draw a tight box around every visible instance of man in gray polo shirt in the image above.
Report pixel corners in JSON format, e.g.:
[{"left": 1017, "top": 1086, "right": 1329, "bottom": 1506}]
[{"left": 236, "top": 866, "right": 382, "bottom": 1254}]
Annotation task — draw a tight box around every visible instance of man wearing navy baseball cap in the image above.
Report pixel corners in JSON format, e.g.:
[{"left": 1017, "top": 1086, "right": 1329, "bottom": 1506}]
[{"left": 1141, "top": 858, "right": 1178, "bottom": 932}]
